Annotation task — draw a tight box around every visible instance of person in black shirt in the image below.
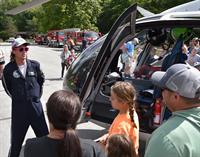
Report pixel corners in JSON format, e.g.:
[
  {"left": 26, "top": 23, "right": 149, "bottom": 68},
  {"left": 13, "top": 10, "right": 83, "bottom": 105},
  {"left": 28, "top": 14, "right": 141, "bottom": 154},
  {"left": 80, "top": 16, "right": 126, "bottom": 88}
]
[{"left": 24, "top": 90, "right": 105, "bottom": 157}]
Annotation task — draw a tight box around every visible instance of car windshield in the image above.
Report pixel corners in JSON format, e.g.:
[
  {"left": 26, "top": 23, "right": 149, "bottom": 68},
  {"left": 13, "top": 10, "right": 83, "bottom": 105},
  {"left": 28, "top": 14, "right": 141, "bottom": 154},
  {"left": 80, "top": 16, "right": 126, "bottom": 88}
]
[
  {"left": 85, "top": 32, "right": 99, "bottom": 38},
  {"left": 58, "top": 32, "right": 64, "bottom": 35}
]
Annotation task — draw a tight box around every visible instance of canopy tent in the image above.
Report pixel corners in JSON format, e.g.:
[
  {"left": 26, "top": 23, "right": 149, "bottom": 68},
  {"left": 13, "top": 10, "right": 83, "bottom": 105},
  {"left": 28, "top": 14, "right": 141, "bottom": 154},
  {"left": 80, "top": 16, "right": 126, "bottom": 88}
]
[{"left": 5, "top": 0, "right": 50, "bottom": 15}]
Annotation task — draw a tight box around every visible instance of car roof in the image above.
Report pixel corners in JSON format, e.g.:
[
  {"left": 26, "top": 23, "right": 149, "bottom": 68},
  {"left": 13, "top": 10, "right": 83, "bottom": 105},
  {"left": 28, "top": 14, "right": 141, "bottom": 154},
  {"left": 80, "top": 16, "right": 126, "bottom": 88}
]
[
  {"left": 137, "top": 11, "right": 200, "bottom": 22},
  {"left": 136, "top": 0, "right": 200, "bottom": 26},
  {"left": 136, "top": 11, "right": 200, "bottom": 29}
]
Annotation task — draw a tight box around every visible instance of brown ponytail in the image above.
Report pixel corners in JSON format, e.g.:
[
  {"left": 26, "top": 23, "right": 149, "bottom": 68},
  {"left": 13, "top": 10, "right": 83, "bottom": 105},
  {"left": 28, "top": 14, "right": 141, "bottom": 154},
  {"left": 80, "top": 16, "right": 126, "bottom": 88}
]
[
  {"left": 128, "top": 102, "right": 137, "bottom": 128},
  {"left": 58, "top": 129, "right": 82, "bottom": 157},
  {"left": 46, "top": 90, "right": 82, "bottom": 157}
]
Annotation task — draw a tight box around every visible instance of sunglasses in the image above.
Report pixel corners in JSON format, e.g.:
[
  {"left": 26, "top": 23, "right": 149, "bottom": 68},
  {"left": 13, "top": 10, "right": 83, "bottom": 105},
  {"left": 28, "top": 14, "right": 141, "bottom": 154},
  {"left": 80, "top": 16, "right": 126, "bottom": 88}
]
[{"left": 18, "top": 47, "right": 29, "bottom": 52}]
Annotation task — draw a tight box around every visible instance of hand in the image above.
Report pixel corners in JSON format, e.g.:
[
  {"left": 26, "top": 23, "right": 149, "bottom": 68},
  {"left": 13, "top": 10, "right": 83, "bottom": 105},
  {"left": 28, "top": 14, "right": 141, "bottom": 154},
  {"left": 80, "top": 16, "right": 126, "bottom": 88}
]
[{"left": 97, "top": 133, "right": 109, "bottom": 145}]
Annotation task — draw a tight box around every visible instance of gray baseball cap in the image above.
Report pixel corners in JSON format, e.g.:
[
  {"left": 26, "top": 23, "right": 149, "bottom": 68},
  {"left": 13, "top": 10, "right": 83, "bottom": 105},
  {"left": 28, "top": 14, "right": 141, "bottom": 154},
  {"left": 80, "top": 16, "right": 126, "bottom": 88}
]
[
  {"left": 151, "top": 64, "right": 200, "bottom": 98},
  {"left": 12, "top": 37, "right": 29, "bottom": 48}
]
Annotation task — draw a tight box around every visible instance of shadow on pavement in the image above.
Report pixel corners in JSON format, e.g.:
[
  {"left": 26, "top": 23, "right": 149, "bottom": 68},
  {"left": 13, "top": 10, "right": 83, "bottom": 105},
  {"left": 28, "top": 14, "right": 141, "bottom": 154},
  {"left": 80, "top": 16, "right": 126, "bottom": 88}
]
[{"left": 45, "top": 78, "right": 62, "bottom": 81}]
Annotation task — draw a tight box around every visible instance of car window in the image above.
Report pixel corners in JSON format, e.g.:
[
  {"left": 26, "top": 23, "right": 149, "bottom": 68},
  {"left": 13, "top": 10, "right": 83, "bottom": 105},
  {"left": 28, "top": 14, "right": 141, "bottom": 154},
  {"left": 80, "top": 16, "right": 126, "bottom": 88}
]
[
  {"left": 57, "top": 32, "right": 64, "bottom": 35},
  {"left": 100, "top": 29, "right": 173, "bottom": 96},
  {"left": 63, "top": 36, "right": 106, "bottom": 94},
  {"left": 133, "top": 45, "right": 170, "bottom": 80},
  {"left": 100, "top": 31, "right": 148, "bottom": 96}
]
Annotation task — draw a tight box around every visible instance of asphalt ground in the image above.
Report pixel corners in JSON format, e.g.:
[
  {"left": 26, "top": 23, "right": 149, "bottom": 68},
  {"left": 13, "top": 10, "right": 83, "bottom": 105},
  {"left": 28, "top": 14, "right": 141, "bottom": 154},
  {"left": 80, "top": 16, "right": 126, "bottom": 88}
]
[{"left": 0, "top": 44, "right": 110, "bottom": 157}]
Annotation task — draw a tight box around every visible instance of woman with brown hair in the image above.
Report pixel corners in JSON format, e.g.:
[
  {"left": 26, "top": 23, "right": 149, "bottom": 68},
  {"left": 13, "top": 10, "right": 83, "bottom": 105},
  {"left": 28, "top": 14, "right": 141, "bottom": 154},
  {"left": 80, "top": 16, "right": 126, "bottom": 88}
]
[{"left": 24, "top": 90, "right": 105, "bottom": 157}]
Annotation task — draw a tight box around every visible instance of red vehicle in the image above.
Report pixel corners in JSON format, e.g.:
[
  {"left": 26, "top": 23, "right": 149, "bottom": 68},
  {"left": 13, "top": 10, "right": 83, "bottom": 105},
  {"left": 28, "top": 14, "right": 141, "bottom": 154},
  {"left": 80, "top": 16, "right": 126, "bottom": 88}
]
[
  {"left": 47, "top": 30, "right": 65, "bottom": 47},
  {"left": 63, "top": 28, "right": 81, "bottom": 45},
  {"left": 76, "top": 31, "right": 100, "bottom": 46},
  {"left": 47, "top": 28, "right": 100, "bottom": 48},
  {"left": 62, "top": 29, "right": 100, "bottom": 46},
  {"left": 34, "top": 34, "right": 47, "bottom": 45}
]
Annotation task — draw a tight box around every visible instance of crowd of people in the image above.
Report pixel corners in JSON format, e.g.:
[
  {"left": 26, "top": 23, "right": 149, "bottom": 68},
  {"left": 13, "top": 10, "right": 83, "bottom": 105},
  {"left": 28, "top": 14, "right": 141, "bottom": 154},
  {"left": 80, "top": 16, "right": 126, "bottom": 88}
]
[
  {"left": 120, "top": 37, "right": 200, "bottom": 79},
  {"left": 1, "top": 37, "right": 139, "bottom": 157},
  {"left": 185, "top": 37, "right": 200, "bottom": 67},
  {"left": 1, "top": 37, "right": 200, "bottom": 157}
]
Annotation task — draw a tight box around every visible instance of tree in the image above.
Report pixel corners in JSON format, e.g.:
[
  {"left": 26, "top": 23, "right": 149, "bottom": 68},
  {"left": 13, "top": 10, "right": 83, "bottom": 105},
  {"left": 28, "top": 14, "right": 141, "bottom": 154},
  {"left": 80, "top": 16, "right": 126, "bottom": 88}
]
[
  {"left": 35, "top": 0, "right": 102, "bottom": 33},
  {"left": 137, "top": 0, "right": 192, "bottom": 14},
  {"left": 0, "top": 0, "right": 33, "bottom": 40},
  {"left": 97, "top": 0, "right": 193, "bottom": 34},
  {"left": 97, "top": 0, "right": 136, "bottom": 34},
  {"left": 0, "top": 0, "right": 194, "bottom": 39}
]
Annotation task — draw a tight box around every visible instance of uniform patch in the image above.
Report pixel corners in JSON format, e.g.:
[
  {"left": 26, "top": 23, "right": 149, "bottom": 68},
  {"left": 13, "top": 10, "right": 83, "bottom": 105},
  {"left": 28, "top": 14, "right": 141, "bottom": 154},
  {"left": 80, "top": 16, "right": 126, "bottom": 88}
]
[{"left": 13, "top": 70, "right": 20, "bottom": 78}]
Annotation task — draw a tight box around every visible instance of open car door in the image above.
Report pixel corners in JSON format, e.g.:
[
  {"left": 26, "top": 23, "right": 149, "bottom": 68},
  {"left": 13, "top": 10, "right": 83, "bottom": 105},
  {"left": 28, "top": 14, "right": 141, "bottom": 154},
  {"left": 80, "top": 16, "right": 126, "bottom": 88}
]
[{"left": 79, "top": 4, "right": 137, "bottom": 123}]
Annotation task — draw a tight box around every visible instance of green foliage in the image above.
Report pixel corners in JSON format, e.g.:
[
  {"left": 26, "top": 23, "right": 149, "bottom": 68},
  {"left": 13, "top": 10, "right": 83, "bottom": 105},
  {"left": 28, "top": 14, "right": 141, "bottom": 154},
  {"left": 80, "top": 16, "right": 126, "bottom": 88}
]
[
  {"left": 0, "top": 11, "right": 17, "bottom": 40},
  {"left": 0, "top": 0, "right": 195, "bottom": 39},
  {"left": 0, "top": 0, "right": 31, "bottom": 40},
  {"left": 97, "top": 0, "right": 193, "bottom": 33},
  {"left": 14, "top": 11, "right": 38, "bottom": 33},
  {"left": 137, "top": 0, "right": 192, "bottom": 13},
  {"left": 97, "top": 0, "right": 137, "bottom": 33},
  {"left": 35, "top": 0, "right": 102, "bottom": 33}
]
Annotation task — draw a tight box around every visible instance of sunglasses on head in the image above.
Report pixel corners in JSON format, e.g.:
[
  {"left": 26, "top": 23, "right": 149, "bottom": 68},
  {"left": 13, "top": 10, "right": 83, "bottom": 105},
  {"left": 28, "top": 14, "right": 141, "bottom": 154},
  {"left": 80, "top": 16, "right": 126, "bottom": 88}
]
[{"left": 18, "top": 47, "right": 29, "bottom": 52}]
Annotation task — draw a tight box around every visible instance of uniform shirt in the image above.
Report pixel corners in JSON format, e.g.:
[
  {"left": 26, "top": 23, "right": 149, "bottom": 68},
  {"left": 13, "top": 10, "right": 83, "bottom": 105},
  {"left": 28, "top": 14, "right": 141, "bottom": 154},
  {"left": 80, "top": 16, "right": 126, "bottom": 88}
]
[
  {"left": 109, "top": 112, "right": 139, "bottom": 151},
  {"left": 24, "top": 136, "right": 106, "bottom": 157},
  {"left": 2, "top": 60, "right": 44, "bottom": 100},
  {"left": 145, "top": 107, "right": 200, "bottom": 157},
  {"left": 18, "top": 62, "right": 27, "bottom": 77}
]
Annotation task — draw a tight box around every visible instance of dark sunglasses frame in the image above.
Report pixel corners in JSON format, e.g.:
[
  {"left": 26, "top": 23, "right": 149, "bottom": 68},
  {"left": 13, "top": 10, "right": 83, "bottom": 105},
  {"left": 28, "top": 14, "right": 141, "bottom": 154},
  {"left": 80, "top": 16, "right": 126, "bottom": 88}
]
[{"left": 18, "top": 47, "right": 29, "bottom": 52}]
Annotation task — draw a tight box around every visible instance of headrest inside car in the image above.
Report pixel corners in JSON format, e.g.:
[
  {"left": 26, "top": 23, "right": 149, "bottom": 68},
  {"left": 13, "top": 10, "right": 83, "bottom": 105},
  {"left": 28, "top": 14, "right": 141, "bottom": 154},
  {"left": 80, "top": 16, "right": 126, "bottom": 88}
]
[{"left": 147, "top": 29, "right": 167, "bottom": 46}]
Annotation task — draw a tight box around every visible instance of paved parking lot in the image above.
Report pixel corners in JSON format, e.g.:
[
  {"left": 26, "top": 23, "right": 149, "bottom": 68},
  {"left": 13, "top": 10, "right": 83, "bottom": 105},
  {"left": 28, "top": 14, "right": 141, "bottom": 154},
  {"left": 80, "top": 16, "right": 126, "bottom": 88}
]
[{"left": 0, "top": 44, "right": 109, "bottom": 157}]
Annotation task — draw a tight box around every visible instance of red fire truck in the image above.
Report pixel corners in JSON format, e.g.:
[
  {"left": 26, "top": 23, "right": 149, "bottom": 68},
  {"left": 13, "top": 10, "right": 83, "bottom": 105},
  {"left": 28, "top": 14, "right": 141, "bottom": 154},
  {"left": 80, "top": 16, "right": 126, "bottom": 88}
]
[
  {"left": 47, "top": 30, "right": 65, "bottom": 47},
  {"left": 47, "top": 28, "right": 100, "bottom": 47},
  {"left": 34, "top": 34, "right": 47, "bottom": 45}
]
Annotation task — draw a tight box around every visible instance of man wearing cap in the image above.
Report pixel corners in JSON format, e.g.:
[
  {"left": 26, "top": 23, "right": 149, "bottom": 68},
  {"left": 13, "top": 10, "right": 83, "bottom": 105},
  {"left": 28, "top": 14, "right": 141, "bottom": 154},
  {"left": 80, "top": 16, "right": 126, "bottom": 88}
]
[
  {"left": 145, "top": 64, "right": 200, "bottom": 157},
  {"left": 2, "top": 37, "right": 48, "bottom": 157}
]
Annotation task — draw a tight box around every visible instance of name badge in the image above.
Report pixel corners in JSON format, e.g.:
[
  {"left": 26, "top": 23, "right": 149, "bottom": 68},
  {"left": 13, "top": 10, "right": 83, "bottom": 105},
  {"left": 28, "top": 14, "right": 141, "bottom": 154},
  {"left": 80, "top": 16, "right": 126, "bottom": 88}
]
[{"left": 28, "top": 71, "right": 35, "bottom": 76}]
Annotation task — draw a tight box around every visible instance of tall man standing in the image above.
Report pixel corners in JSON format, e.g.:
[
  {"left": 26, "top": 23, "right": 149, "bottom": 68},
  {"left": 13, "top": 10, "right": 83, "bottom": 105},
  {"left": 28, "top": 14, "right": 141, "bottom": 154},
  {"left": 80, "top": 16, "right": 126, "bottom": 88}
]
[
  {"left": 145, "top": 64, "right": 200, "bottom": 157},
  {"left": 2, "top": 37, "right": 48, "bottom": 157}
]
